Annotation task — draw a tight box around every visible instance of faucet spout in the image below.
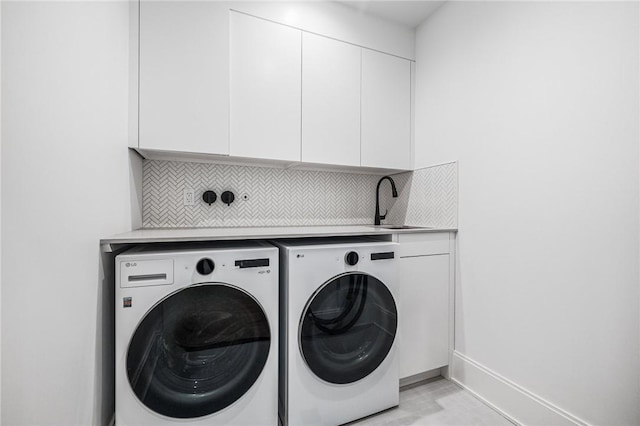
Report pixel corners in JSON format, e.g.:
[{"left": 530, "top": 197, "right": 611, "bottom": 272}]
[{"left": 374, "top": 176, "right": 398, "bottom": 226}]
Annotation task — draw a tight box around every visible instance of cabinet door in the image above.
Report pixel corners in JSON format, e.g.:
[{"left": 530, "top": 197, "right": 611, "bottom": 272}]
[
  {"left": 139, "top": 1, "right": 229, "bottom": 155},
  {"left": 361, "top": 49, "right": 411, "bottom": 170},
  {"left": 230, "top": 12, "right": 301, "bottom": 162},
  {"left": 398, "top": 254, "right": 450, "bottom": 379},
  {"left": 301, "top": 33, "right": 360, "bottom": 167}
]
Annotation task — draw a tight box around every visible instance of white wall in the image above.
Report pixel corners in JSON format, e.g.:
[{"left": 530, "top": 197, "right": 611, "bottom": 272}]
[
  {"left": 1, "top": 2, "right": 136, "bottom": 424},
  {"left": 416, "top": 2, "right": 639, "bottom": 424},
  {"left": 0, "top": 3, "right": 3, "bottom": 421}
]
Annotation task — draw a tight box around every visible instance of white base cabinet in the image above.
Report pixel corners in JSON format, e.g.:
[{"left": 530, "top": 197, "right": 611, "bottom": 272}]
[{"left": 396, "top": 232, "right": 454, "bottom": 380}]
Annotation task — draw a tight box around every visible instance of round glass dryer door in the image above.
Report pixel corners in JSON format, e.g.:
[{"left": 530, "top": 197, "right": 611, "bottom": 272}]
[
  {"left": 126, "top": 284, "right": 270, "bottom": 419},
  {"left": 299, "top": 272, "right": 397, "bottom": 384}
]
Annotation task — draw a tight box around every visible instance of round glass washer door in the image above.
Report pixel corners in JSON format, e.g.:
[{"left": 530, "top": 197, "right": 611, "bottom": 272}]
[
  {"left": 126, "top": 283, "right": 270, "bottom": 419},
  {"left": 299, "top": 272, "right": 397, "bottom": 384}
]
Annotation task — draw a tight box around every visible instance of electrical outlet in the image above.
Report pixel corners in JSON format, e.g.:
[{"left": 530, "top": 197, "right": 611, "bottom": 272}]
[{"left": 183, "top": 188, "right": 195, "bottom": 206}]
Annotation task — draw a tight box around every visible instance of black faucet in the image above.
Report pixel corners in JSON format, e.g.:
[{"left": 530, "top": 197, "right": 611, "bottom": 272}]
[{"left": 375, "top": 176, "right": 398, "bottom": 225}]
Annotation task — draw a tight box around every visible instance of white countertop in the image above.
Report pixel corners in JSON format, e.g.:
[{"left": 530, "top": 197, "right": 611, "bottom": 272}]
[{"left": 101, "top": 225, "right": 457, "bottom": 251}]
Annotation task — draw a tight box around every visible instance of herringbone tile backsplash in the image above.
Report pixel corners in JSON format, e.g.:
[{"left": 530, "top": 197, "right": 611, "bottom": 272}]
[
  {"left": 385, "top": 162, "right": 458, "bottom": 229},
  {"left": 142, "top": 160, "right": 457, "bottom": 228}
]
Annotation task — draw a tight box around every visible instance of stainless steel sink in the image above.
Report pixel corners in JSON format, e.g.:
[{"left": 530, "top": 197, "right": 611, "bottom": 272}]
[{"left": 371, "top": 225, "right": 432, "bottom": 230}]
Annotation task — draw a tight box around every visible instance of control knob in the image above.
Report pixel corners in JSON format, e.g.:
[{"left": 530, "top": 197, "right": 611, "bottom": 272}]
[
  {"left": 196, "top": 258, "right": 215, "bottom": 275},
  {"left": 221, "top": 190, "right": 235, "bottom": 206},
  {"left": 202, "top": 190, "right": 217, "bottom": 205},
  {"left": 345, "top": 251, "right": 359, "bottom": 266}
]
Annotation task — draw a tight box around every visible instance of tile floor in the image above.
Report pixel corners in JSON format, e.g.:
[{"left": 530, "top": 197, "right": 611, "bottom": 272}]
[{"left": 350, "top": 378, "right": 515, "bottom": 426}]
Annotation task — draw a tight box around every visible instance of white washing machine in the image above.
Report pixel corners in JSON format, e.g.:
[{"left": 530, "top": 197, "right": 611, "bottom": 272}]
[
  {"left": 275, "top": 238, "right": 399, "bottom": 426},
  {"left": 115, "top": 242, "right": 278, "bottom": 425}
]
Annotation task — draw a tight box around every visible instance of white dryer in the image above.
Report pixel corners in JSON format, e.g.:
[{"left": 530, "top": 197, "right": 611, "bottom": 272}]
[
  {"left": 115, "top": 242, "right": 278, "bottom": 425},
  {"left": 275, "top": 238, "right": 399, "bottom": 426}
]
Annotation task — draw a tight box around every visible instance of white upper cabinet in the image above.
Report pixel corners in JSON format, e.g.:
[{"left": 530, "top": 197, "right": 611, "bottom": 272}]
[
  {"left": 361, "top": 50, "right": 412, "bottom": 170},
  {"left": 230, "top": 12, "right": 302, "bottom": 162},
  {"left": 137, "top": 5, "right": 413, "bottom": 170},
  {"left": 139, "top": 1, "right": 229, "bottom": 155},
  {"left": 301, "top": 33, "right": 361, "bottom": 167}
]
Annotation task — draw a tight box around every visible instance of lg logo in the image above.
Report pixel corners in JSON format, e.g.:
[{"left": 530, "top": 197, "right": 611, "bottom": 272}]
[{"left": 125, "top": 262, "right": 137, "bottom": 267}]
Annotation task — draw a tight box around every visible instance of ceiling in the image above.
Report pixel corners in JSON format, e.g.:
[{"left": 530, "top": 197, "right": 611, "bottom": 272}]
[{"left": 336, "top": 1, "right": 446, "bottom": 28}]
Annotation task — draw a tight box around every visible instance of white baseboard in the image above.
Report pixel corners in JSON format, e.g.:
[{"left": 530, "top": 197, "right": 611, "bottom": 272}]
[{"left": 451, "top": 351, "right": 590, "bottom": 426}]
